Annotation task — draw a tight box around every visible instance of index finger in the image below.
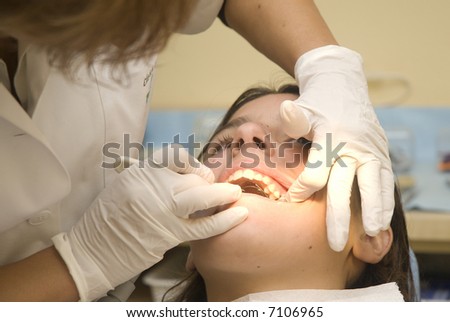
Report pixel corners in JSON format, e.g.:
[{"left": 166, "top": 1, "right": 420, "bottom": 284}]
[{"left": 151, "top": 144, "right": 215, "bottom": 183}]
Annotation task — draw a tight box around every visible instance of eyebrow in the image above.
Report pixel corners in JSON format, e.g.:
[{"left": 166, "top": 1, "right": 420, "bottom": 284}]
[{"left": 212, "top": 116, "right": 251, "bottom": 138}]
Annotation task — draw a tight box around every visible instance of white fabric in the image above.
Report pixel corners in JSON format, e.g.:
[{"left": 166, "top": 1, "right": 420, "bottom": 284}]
[
  {"left": 233, "top": 282, "right": 404, "bottom": 302},
  {"left": 0, "top": 0, "right": 237, "bottom": 299},
  {"left": 280, "top": 45, "right": 394, "bottom": 252},
  {"left": 0, "top": 83, "right": 70, "bottom": 232},
  {"left": 53, "top": 148, "right": 248, "bottom": 301},
  {"left": 0, "top": 0, "right": 224, "bottom": 250},
  {"left": 0, "top": 43, "right": 155, "bottom": 264},
  {"left": 179, "top": 0, "right": 224, "bottom": 34}
]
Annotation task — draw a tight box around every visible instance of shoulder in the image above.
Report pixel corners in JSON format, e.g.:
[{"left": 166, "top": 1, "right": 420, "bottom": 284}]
[{"left": 178, "top": 0, "right": 224, "bottom": 34}]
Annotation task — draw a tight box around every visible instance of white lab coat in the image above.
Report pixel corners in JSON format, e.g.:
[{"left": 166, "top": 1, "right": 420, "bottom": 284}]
[{"left": 0, "top": 0, "right": 223, "bottom": 265}]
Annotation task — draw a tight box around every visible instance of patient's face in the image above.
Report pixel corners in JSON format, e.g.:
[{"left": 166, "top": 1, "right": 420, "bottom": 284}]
[
  {"left": 190, "top": 93, "right": 349, "bottom": 291},
  {"left": 202, "top": 93, "right": 308, "bottom": 198}
]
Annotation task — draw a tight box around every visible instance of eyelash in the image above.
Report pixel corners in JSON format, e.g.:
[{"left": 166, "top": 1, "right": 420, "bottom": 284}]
[
  {"left": 204, "top": 135, "right": 311, "bottom": 157},
  {"left": 203, "top": 134, "right": 234, "bottom": 156},
  {"left": 215, "top": 134, "right": 234, "bottom": 151}
]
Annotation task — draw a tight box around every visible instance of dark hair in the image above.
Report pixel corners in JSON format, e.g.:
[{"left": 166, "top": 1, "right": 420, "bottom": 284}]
[{"left": 167, "top": 84, "right": 415, "bottom": 302}]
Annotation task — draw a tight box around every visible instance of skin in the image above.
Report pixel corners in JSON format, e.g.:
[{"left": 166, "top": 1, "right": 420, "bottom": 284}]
[
  {"left": 224, "top": 0, "right": 338, "bottom": 75},
  {"left": 189, "top": 94, "right": 372, "bottom": 301},
  {"left": 0, "top": 247, "right": 79, "bottom": 301},
  {"left": 0, "top": 0, "right": 338, "bottom": 301}
]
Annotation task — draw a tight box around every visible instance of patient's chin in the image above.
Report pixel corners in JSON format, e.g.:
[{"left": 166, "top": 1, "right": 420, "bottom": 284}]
[
  {"left": 190, "top": 192, "right": 328, "bottom": 277},
  {"left": 194, "top": 194, "right": 280, "bottom": 248}
]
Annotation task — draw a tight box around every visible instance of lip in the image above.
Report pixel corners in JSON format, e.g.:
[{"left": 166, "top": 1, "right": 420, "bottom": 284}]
[{"left": 217, "top": 165, "right": 293, "bottom": 193}]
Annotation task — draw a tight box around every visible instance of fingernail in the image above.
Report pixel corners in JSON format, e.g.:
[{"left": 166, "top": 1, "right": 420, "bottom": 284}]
[
  {"left": 231, "top": 206, "right": 249, "bottom": 218},
  {"left": 230, "top": 184, "right": 243, "bottom": 197},
  {"left": 280, "top": 100, "right": 296, "bottom": 116},
  {"left": 365, "top": 228, "right": 381, "bottom": 237},
  {"left": 330, "top": 241, "right": 345, "bottom": 252}
]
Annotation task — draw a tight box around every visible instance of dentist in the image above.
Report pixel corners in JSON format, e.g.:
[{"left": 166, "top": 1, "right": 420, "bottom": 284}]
[{"left": 0, "top": 0, "right": 393, "bottom": 301}]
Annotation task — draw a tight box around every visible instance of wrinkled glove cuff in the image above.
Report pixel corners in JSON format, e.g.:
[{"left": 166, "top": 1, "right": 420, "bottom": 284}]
[
  {"left": 295, "top": 45, "right": 364, "bottom": 83},
  {"left": 52, "top": 232, "right": 113, "bottom": 301}
]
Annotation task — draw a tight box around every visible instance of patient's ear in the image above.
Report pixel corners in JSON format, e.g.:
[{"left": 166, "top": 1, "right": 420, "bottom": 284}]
[{"left": 352, "top": 228, "right": 393, "bottom": 264}]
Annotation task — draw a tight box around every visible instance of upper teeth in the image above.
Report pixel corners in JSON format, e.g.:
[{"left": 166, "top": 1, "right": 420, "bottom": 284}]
[{"left": 225, "top": 169, "right": 282, "bottom": 200}]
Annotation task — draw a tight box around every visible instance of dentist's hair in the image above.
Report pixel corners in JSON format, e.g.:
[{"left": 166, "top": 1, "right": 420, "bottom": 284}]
[
  {"left": 0, "top": 0, "right": 197, "bottom": 70},
  {"left": 170, "top": 83, "right": 416, "bottom": 302}
]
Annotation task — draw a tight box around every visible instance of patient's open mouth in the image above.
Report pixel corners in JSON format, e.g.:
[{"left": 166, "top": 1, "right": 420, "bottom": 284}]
[
  {"left": 225, "top": 169, "right": 286, "bottom": 200},
  {"left": 231, "top": 178, "right": 269, "bottom": 198}
]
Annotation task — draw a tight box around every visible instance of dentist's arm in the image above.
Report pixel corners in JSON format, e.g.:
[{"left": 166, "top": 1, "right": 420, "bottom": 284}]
[
  {"left": 0, "top": 149, "right": 247, "bottom": 301},
  {"left": 0, "top": 246, "right": 79, "bottom": 301},
  {"left": 223, "top": 0, "right": 394, "bottom": 251},
  {"left": 222, "top": 0, "right": 337, "bottom": 75}
]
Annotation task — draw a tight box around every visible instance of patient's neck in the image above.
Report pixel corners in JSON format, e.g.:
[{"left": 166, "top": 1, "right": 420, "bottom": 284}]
[{"left": 203, "top": 269, "right": 347, "bottom": 302}]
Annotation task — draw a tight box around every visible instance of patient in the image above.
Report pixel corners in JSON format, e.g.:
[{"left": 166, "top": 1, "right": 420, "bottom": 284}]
[{"left": 167, "top": 84, "right": 415, "bottom": 302}]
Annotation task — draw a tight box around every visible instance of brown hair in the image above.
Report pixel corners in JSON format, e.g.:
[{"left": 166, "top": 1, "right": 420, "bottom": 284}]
[
  {"left": 166, "top": 84, "right": 416, "bottom": 302},
  {"left": 0, "top": 0, "right": 198, "bottom": 70}
]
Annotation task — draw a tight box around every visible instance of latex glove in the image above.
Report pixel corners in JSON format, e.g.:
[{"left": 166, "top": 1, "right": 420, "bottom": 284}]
[
  {"left": 280, "top": 45, "right": 394, "bottom": 252},
  {"left": 52, "top": 146, "right": 247, "bottom": 301}
]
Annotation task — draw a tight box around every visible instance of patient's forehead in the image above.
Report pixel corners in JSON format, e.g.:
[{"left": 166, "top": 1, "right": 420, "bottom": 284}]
[
  {"left": 231, "top": 93, "right": 298, "bottom": 120},
  {"left": 228, "top": 93, "right": 298, "bottom": 139}
]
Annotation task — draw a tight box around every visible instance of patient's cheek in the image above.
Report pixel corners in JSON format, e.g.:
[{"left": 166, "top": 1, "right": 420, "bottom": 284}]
[{"left": 191, "top": 192, "right": 331, "bottom": 278}]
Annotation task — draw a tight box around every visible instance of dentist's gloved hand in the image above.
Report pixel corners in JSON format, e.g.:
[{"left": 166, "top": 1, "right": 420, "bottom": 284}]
[
  {"left": 52, "top": 146, "right": 247, "bottom": 301},
  {"left": 280, "top": 45, "right": 394, "bottom": 252}
]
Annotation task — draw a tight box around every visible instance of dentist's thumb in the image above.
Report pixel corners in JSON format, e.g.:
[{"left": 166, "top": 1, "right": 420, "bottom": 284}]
[{"left": 279, "top": 100, "right": 311, "bottom": 139}]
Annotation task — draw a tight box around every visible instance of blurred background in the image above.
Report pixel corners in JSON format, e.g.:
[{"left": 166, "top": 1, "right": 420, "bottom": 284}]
[{"left": 135, "top": 0, "right": 450, "bottom": 302}]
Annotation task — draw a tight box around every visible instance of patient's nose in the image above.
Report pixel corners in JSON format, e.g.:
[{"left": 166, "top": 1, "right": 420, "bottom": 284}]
[{"left": 232, "top": 122, "right": 273, "bottom": 157}]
